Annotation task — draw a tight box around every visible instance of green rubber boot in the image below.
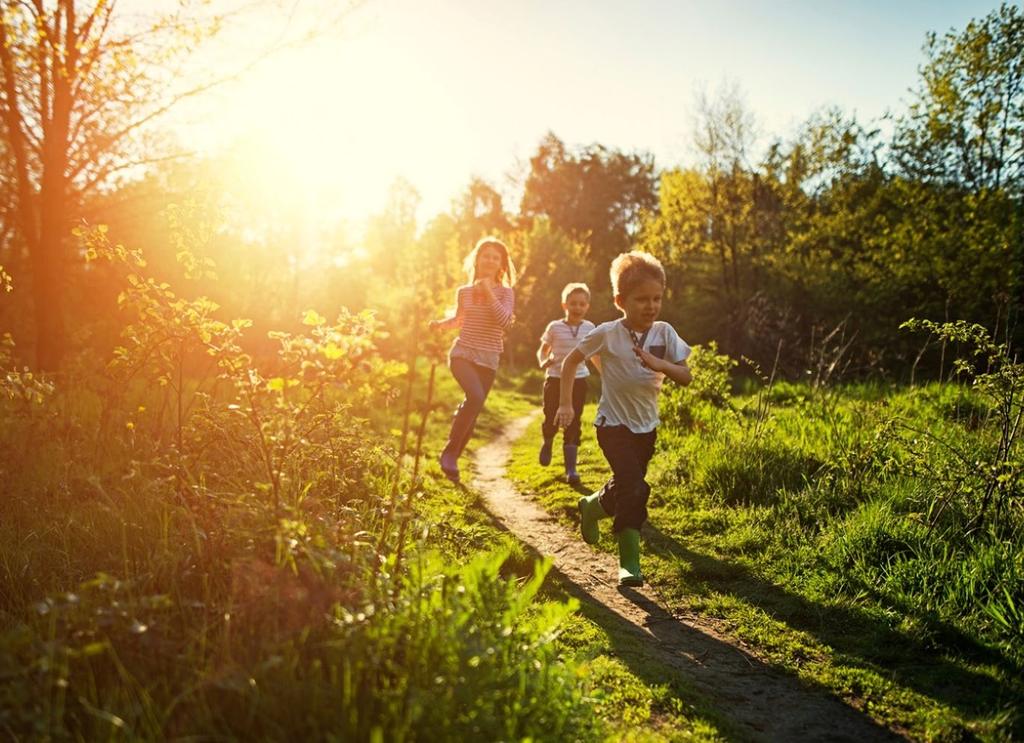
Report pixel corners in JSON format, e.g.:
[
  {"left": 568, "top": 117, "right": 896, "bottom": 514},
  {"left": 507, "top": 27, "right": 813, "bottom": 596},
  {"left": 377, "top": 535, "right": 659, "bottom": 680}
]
[
  {"left": 617, "top": 528, "right": 643, "bottom": 587},
  {"left": 577, "top": 492, "right": 610, "bottom": 545}
]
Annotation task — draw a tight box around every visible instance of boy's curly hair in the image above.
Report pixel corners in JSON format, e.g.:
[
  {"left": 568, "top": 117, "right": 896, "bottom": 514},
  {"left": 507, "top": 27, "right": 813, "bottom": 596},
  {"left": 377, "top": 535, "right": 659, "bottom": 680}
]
[{"left": 610, "top": 251, "right": 665, "bottom": 299}]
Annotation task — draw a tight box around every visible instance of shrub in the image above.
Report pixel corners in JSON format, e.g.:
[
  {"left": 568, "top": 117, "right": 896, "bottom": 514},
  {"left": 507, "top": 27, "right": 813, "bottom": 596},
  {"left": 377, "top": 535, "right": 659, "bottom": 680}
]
[
  {"left": 900, "top": 320, "right": 1024, "bottom": 533},
  {"left": 698, "top": 438, "right": 820, "bottom": 508},
  {"left": 661, "top": 341, "right": 737, "bottom": 431},
  {"left": 0, "top": 221, "right": 599, "bottom": 741}
]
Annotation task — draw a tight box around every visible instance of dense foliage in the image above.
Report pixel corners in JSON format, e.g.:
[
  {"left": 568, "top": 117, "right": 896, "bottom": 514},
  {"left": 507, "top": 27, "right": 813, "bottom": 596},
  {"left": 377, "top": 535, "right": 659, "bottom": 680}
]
[
  {"left": 0, "top": 223, "right": 601, "bottom": 740},
  {"left": 0, "top": 7, "right": 1018, "bottom": 379}
]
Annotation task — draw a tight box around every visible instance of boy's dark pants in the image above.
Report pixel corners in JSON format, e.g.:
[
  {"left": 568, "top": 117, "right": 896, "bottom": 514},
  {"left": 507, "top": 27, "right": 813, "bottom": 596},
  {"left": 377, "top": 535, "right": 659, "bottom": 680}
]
[
  {"left": 595, "top": 425, "right": 657, "bottom": 533},
  {"left": 541, "top": 376, "right": 587, "bottom": 446}
]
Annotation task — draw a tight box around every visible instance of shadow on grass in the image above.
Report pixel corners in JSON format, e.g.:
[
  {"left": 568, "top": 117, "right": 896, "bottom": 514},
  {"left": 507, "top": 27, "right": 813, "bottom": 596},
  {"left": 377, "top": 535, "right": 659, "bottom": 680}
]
[
  {"left": 532, "top": 472, "right": 591, "bottom": 497},
  {"left": 478, "top": 500, "right": 899, "bottom": 740},
  {"left": 541, "top": 559, "right": 900, "bottom": 742},
  {"left": 641, "top": 522, "right": 1022, "bottom": 732},
  {"left": 569, "top": 480, "right": 591, "bottom": 496}
]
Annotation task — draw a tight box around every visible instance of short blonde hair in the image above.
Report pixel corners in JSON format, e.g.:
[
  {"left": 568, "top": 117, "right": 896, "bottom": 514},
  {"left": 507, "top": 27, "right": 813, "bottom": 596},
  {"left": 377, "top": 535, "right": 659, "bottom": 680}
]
[
  {"left": 464, "top": 236, "right": 517, "bottom": 287},
  {"left": 609, "top": 251, "right": 665, "bottom": 299},
  {"left": 561, "top": 282, "right": 590, "bottom": 304}
]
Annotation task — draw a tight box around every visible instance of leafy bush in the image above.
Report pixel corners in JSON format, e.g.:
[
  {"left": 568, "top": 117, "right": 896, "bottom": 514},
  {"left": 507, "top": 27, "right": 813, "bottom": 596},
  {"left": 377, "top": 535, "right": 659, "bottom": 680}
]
[
  {"left": 0, "top": 220, "right": 600, "bottom": 740},
  {"left": 900, "top": 319, "right": 1024, "bottom": 533},
  {"left": 661, "top": 341, "right": 737, "bottom": 432},
  {"left": 0, "top": 550, "right": 596, "bottom": 741}
]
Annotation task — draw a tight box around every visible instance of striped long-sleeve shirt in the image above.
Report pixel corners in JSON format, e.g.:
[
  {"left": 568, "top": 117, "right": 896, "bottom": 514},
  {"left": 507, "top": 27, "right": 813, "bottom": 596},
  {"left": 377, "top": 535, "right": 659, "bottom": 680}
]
[{"left": 442, "top": 285, "right": 515, "bottom": 353}]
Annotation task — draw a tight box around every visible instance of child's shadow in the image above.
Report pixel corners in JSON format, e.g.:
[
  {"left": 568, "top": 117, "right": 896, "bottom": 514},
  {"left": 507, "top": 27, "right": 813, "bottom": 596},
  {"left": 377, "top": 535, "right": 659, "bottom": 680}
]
[
  {"left": 567, "top": 479, "right": 591, "bottom": 496},
  {"left": 642, "top": 522, "right": 1021, "bottom": 728},
  {"left": 541, "top": 473, "right": 592, "bottom": 496}
]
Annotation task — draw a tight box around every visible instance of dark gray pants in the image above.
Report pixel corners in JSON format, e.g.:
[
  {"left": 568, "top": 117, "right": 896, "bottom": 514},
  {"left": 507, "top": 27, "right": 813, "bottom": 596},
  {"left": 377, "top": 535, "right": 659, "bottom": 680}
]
[
  {"left": 541, "top": 376, "right": 587, "bottom": 446},
  {"left": 595, "top": 425, "right": 657, "bottom": 533}
]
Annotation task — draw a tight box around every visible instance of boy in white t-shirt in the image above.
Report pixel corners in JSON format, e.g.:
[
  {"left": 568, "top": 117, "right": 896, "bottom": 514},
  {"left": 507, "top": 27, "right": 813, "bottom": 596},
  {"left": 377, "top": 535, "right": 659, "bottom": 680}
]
[
  {"left": 555, "top": 251, "right": 692, "bottom": 587},
  {"left": 536, "top": 283, "right": 598, "bottom": 485}
]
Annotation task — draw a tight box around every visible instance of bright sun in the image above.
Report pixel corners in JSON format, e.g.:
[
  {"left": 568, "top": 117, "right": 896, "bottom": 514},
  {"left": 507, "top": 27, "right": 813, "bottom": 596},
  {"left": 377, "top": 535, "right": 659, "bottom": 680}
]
[{"left": 187, "top": 31, "right": 471, "bottom": 227}]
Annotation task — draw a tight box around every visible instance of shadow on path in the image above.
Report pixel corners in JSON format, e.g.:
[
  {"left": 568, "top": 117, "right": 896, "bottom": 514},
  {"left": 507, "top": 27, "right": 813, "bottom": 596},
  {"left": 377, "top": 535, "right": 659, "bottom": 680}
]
[
  {"left": 472, "top": 414, "right": 904, "bottom": 742},
  {"left": 641, "top": 519, "right": 1019, "bottom": 726},
  {"left": 552, "top": 559, "right": 901, "bottom": 742}
]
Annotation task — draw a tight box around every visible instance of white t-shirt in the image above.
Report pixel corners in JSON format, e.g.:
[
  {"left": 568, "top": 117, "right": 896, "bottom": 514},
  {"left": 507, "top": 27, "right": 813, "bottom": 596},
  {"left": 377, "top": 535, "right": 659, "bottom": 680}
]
[
  {"left": 575, "top": 319, "right": 691, "bottom": 433},
  {"left": 541, "top": 319, "right": 596, "bottom": 378}
]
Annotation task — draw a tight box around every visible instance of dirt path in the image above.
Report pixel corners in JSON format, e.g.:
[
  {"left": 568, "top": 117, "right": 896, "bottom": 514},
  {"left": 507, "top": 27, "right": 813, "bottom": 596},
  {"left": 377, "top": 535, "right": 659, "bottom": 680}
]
[{"left": 472, "top": 414, "right": 902, "bottom": 742}]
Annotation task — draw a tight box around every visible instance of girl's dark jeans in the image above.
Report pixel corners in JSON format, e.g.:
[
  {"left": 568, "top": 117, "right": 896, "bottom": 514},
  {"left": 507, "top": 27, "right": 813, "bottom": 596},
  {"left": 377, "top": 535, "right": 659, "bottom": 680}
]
[
  {"left": 443, "top": 357, "right": 497, "bottom": 459},
  {"left": 595, "top": 424, "right": 657, "bottom": 533},
  {"left": 541, "top": 376, "right": 587, "bottom": 446}
]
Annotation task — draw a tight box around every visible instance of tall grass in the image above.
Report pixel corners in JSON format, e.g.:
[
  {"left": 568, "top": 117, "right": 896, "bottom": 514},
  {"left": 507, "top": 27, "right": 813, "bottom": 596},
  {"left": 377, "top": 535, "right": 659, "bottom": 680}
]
[
  {"left": 0, "top": 544, "right": 595, "bottom": 740},
  {"left": 658, "top": 341, "right": 1024, "bottom": 668},
  {"left": 0, "top": 223, "right": 597, "bottom": 740}
]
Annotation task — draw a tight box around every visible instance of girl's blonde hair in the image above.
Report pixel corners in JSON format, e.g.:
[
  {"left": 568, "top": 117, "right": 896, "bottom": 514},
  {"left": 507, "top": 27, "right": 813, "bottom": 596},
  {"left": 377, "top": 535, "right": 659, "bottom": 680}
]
[
  {"left": 610, "top": 250, "right": 665, "bottom": 299},
  {"left": 464, "top": 236, "right": 517, "bottom": 287},
  {"left": 561, "top": 282, "right": 590, "bottom": 303}
]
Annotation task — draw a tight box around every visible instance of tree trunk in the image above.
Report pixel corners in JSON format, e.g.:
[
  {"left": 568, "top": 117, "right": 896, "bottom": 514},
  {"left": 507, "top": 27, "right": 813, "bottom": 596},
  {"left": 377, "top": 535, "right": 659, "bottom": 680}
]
[
  {"left": 30, "top": 223, "right": 66, "bottom": 371},
  {"left": 30, "top": 125, "right": 71, "bottom": 371},
  {"left": 30, "top": 1, "right": 77, "bottom": 371}
]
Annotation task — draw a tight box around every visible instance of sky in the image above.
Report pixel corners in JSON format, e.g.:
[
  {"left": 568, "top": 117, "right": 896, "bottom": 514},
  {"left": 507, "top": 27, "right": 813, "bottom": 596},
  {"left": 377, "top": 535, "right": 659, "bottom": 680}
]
[{"left": 172, "top": 0, "right": 1006, "bottom": 227}]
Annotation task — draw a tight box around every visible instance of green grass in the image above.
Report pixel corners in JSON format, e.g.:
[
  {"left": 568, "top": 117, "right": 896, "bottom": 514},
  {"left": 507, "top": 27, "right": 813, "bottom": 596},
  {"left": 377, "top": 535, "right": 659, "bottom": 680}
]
[
  {"left": 550, "top": 592, "right": 733, "bottom": 742},
  {"left": 413, "top": 369, "right": 725, "bottom": 741},
  {"left": 503, "top": 380, "right": 1024, "bottom": 741},
  {"left": 494, "top": 390, "right": 733, "bottom": 741},
  {"left": 6, "top": 335, "right": 1020, "bottom": 740},
  {"left": 0, "top": 354, "right": 727, "bottom": 741}
]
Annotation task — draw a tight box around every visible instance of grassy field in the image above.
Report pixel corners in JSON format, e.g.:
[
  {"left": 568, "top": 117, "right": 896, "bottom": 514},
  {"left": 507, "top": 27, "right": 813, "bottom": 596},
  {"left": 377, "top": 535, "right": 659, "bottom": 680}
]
[
  {"left": 2, "top": 308, "right": 1021, "bottom": 741},
  {"left": 504, "top": 352, "right": 1024, "bottom": 740},
  {"left": 434, "top": 374, "right": 730, "bottom": 741},
  {"left": 0, "top": 350, "right": 725, "bottom": 741}
]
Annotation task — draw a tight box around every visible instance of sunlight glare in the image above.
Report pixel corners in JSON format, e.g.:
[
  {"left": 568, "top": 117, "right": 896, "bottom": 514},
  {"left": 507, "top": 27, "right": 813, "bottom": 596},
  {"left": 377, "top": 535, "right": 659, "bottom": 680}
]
[{"left": 199, "top": 34, "right": 470, "bottom": 227}]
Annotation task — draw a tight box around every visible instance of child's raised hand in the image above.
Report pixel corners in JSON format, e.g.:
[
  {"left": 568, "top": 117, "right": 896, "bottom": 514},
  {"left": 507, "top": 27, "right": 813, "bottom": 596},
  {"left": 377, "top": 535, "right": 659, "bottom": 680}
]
[
  {"left": 633, "top": 346, "right": 664, "bottom": 372},
  {"left": 554, "top": 404, "right": 576, "bottom": 429}
]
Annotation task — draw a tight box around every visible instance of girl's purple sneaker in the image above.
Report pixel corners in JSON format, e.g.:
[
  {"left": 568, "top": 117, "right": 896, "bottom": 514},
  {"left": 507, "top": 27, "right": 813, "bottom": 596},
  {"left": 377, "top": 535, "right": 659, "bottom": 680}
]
[{"left": 439, "top": 452, "right": 460, "bottom": 484}]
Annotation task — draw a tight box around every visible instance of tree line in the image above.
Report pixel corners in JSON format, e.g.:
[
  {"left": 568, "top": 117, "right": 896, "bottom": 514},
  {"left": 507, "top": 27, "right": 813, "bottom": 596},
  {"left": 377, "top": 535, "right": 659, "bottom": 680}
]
[{"left": 1, "top": 2, "right": 1021, "bottom": 380}]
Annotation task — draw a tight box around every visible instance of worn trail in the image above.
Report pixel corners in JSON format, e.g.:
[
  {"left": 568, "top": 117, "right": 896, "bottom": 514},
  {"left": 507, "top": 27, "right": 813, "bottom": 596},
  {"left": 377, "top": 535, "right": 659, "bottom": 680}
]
[{"left": 471, "top": 414, "right": 901, "bottom": 742}]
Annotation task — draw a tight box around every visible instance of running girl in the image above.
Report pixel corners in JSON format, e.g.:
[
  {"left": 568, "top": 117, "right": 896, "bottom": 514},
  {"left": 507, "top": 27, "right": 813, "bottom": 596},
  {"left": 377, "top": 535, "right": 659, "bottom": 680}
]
[{"left": 430, "top": 237, "right": 517, "bottom": 483}]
